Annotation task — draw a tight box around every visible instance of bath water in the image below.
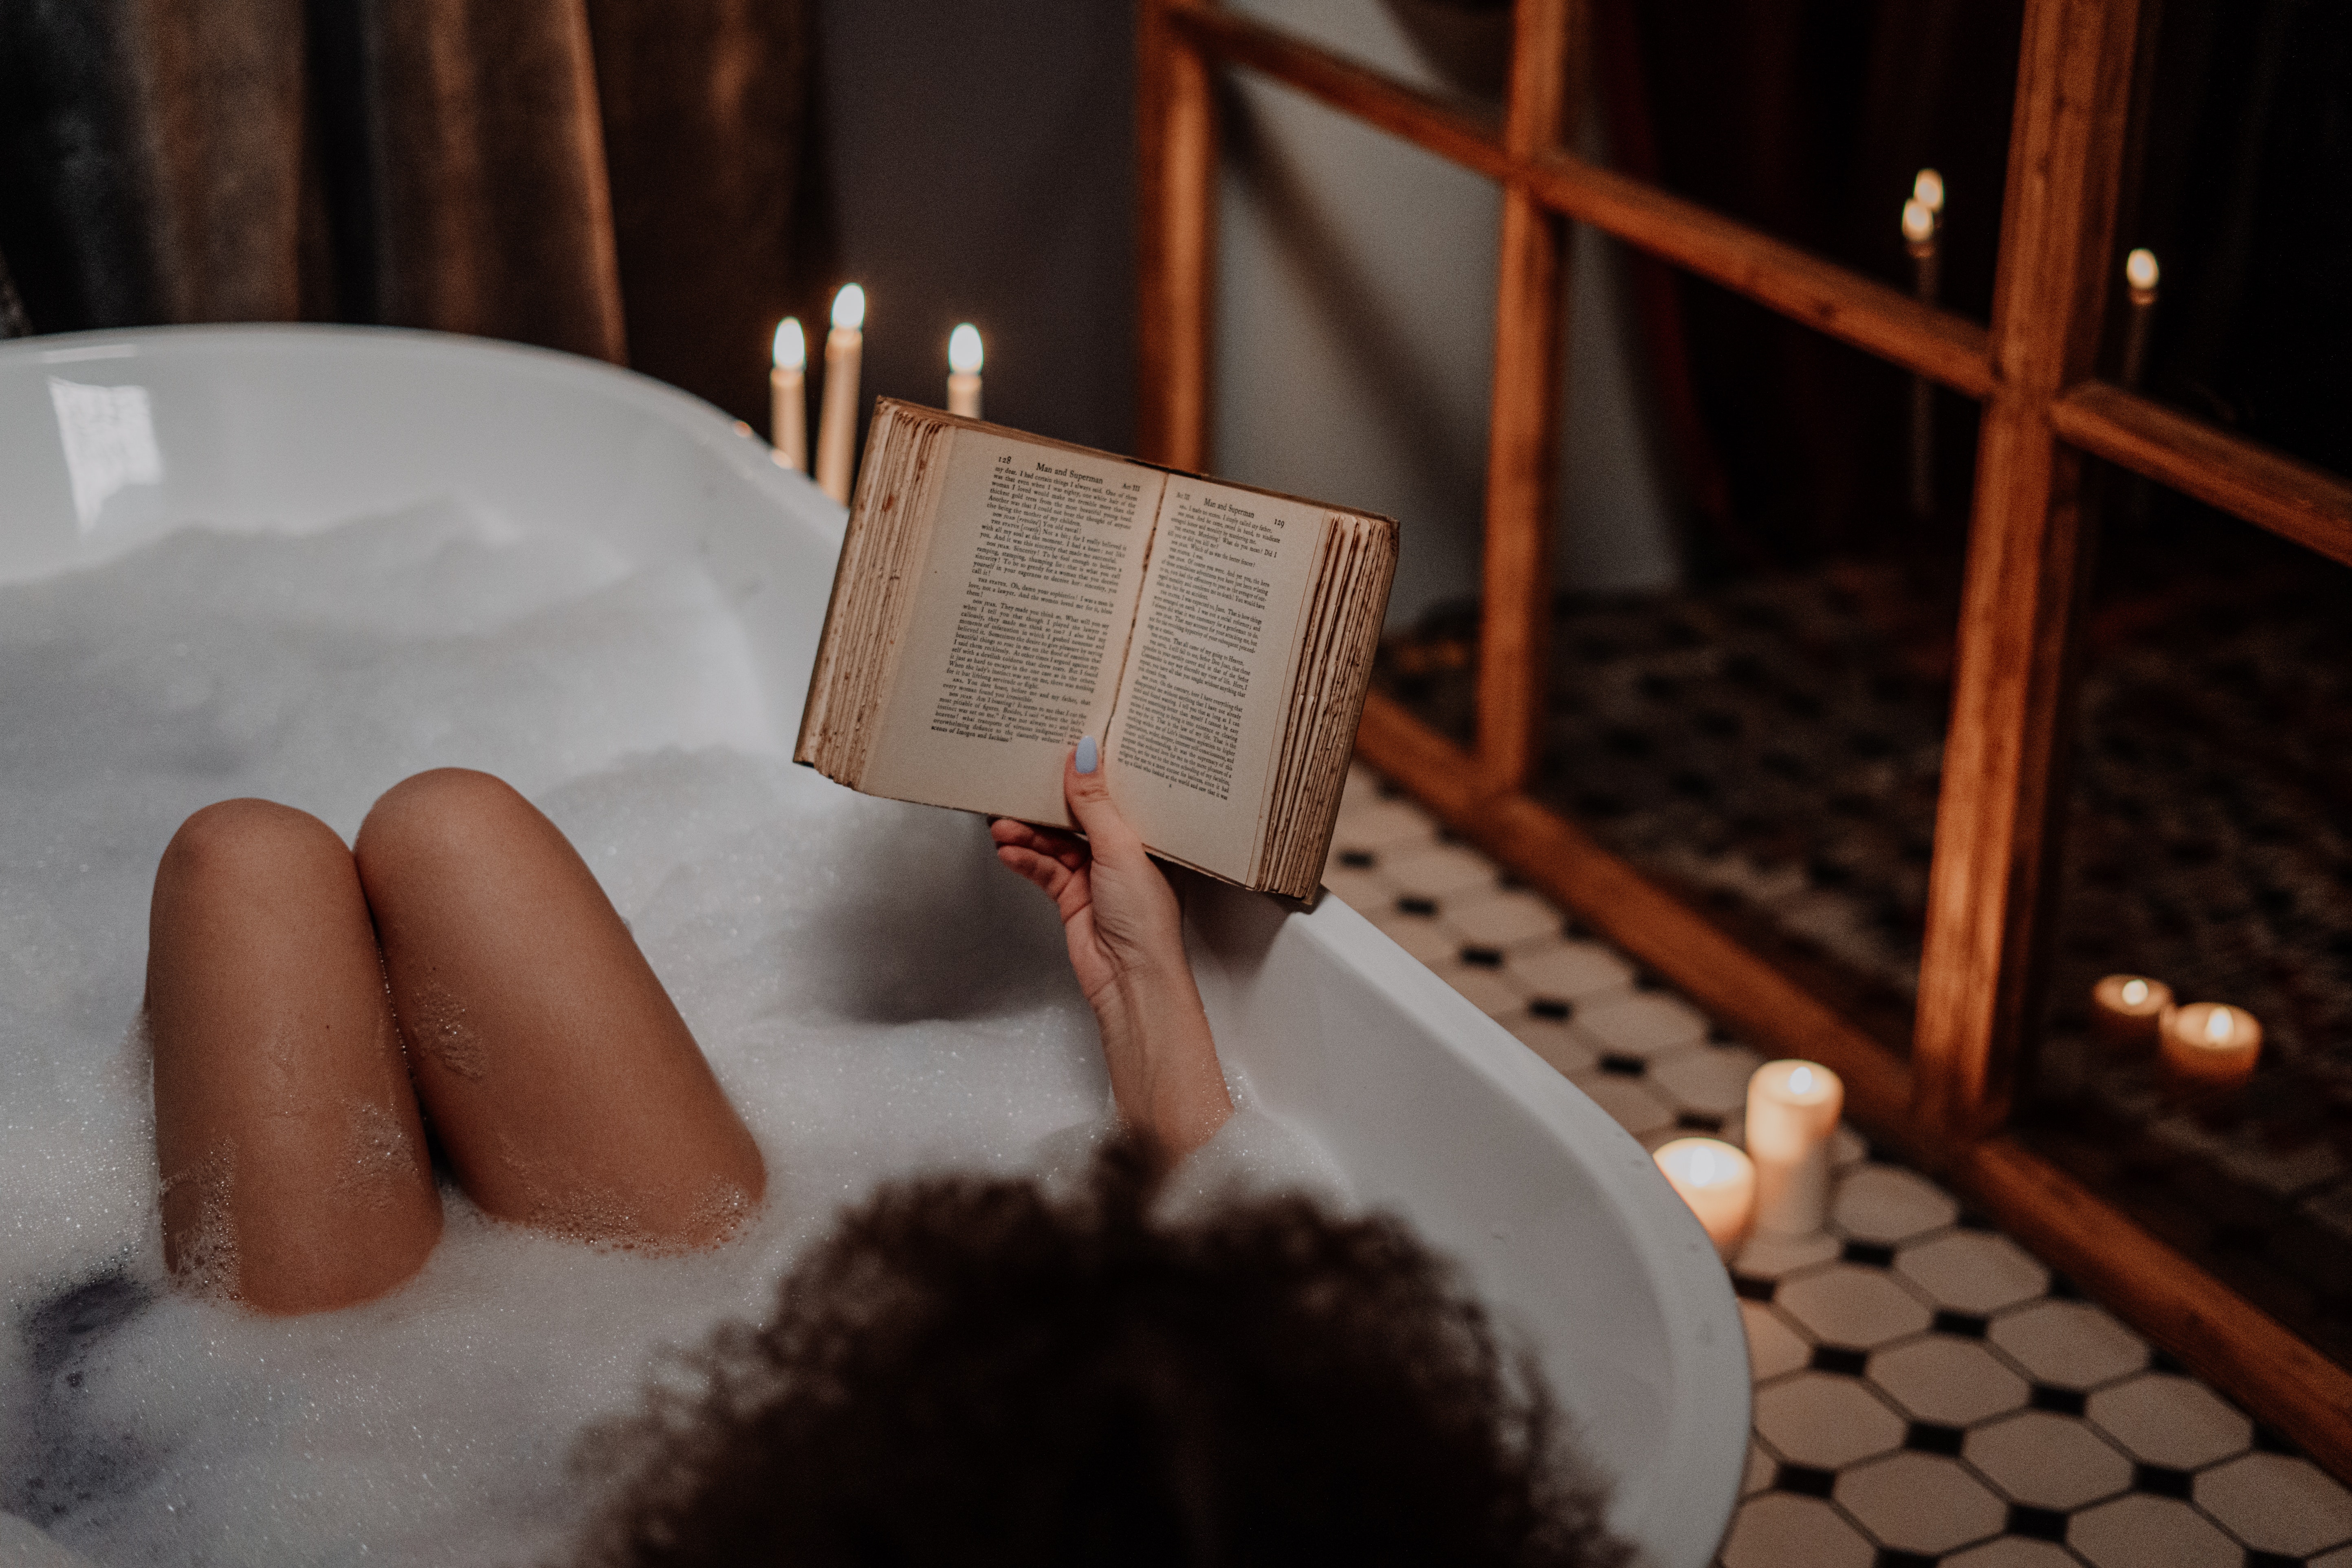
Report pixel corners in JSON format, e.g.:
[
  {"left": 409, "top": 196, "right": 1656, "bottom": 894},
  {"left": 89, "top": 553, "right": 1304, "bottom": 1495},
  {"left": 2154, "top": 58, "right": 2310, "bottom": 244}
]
[{"left": 0, "top": 504, "right": 1336, "bottom": 1567}]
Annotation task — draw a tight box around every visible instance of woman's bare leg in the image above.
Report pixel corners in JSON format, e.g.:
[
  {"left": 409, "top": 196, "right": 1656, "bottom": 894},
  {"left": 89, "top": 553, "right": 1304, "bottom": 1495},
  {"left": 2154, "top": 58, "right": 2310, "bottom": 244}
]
[
  {"left": 354, "top": 769, "right": 765, "bottom": 1248},
  {"left": 147, "top": 800, "right": 443, "bottom": 1314}
]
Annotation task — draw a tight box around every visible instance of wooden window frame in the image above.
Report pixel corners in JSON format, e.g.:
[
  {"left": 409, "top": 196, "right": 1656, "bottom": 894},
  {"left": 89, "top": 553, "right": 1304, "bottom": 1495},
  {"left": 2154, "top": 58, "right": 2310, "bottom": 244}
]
[{"left": 1138, "top": 0, "right": 2352, "bottom": 1475}]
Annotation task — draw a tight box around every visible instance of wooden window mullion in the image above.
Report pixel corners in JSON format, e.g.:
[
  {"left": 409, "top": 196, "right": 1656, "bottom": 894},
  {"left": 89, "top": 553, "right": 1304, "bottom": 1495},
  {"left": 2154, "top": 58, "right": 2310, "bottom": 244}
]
[
  {"left": 1474, "top": 0, "right": 1578, "bottom": 794},
  {"left": 1913, "top": 0, "right": 2144, "bottom": 1145},
  {"left": 1136, "top": 0, "right": 1217, "bottom": 471}
]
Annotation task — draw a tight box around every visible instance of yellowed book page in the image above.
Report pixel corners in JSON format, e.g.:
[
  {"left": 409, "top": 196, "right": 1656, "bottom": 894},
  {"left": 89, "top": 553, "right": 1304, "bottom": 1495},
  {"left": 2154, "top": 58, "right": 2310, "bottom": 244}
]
[
  {"left": 1104, "top": 480, "right": 1329, "bottom": 882},
  {"left": 858, "top": 429, "right": 1166, "bottom": 827}
]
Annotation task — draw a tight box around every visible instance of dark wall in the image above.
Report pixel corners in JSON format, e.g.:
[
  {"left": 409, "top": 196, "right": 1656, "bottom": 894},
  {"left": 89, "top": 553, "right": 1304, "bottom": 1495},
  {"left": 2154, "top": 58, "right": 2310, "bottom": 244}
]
[{"left": 809, "top": 0, "right": 1136, "bottom": 456}]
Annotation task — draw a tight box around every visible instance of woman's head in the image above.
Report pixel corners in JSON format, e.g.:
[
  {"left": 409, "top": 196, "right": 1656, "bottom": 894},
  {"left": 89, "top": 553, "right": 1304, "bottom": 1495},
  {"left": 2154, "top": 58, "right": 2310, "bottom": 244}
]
[{"left": 575, "top": 1140, "right": 1627, "bottom": 1568}]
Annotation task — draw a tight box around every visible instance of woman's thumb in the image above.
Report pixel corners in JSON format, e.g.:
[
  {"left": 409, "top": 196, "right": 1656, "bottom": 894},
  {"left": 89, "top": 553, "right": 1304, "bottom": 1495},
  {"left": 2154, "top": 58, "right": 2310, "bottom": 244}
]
[{"left": 1065, "top": 736, "right": 1142, "bottom": 856}]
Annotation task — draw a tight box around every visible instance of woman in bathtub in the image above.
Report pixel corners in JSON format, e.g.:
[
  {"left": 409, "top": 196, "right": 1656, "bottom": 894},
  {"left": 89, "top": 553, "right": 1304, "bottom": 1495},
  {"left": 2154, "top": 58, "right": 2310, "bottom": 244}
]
[
  {"left": 147, "top": 744, "right": 1626, "bottom": 1565},
  {"left": 144, "top": 741, "right": 1232, "bottom": 1315}
]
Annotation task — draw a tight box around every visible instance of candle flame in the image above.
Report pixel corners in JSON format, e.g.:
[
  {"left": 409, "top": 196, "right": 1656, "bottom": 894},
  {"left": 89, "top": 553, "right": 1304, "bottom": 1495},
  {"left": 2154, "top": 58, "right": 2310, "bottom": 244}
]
[
  {"left": 1902, "top": 198, "right": 1936, "bottom": 246},
  {"left": 949, "top": 323, "right": 984, "bottom": 375},
  {"left": 2125, "top": 247, "right": 2160, "bottom": 294},
  {"left": 2121, "top": 978, "right": 2149, "bottom": 1006},
  {"left": 773, "top": 317, "right": 805, "bottom": 371},
  {"left": 832, "top": 283, "right": 867, "bottom": 332},
  {"left": 2206, "top": 1006, "right": 2233, "bottom": 1044},
  {"left": 1788, "top": 1065, "right": 1814, "bottom": 1095},
  {"left": 1913, "top": 168, "right": 1945, "bottom": 213}
]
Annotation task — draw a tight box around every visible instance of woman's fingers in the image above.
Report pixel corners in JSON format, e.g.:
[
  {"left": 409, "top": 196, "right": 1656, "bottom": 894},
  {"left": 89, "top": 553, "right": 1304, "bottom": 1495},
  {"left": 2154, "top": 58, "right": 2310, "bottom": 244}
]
[
  {"left": 1061, "top": 743, "right": 1148, "bottom": 868},
  {"left": 988, "top": 816, "right": 1088, "bottom": 870}
]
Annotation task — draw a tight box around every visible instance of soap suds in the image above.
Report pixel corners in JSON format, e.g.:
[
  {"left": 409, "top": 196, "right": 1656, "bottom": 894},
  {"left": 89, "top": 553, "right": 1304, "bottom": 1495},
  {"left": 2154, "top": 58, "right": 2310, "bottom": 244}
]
[{"left": 0, "top": 504, "right": 1342, "bottom": 1567}]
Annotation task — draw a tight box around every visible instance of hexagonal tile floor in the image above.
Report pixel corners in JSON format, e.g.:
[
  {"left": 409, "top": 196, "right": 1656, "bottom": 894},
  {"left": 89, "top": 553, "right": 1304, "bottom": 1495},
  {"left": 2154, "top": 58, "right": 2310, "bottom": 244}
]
[{"left": 1323, "top": 766, "right": 2352, "bottom": 1567}]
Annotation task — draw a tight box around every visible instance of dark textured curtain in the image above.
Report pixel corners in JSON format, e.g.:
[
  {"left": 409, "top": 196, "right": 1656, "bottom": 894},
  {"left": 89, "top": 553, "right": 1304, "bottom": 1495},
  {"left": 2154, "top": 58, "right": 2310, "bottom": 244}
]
[{"left": 0, "top": 0, "right": 817, "bottom": 426}]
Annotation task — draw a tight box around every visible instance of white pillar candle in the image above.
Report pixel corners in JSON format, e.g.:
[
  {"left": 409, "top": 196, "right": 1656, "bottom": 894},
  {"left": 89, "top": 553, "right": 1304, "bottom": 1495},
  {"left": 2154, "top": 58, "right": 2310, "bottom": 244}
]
[
  {"left": 1745, "top": 1060, "right": 1844, "bottom": 1237},
  {"left": 770, "top": 317, "right": 807, "bottom": 473},
  {"left": 2091, "top": 973, "right": 2172, "bottom": 1056},
  {"left": 814, "top": 283, "right": 865, "bottom": 504},
  {"left": 1654, "top": 1137, "right": 1756, "bottom": 1259},
  {"left": 2160, "top": 1002, "right": 2262, "bottom": 1093},
  {"left": 946, "top": 322, "right": 983, "bottom": 419}
]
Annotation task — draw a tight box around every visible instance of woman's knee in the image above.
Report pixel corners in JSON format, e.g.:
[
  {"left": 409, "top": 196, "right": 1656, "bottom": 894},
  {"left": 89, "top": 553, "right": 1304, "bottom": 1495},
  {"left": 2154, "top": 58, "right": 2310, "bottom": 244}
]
[
  {"left": 156, "top": 798, "right": 347, "bottom": 904},
  {"left": 355, "top": 769, "right": 537, "bottom": 882}
]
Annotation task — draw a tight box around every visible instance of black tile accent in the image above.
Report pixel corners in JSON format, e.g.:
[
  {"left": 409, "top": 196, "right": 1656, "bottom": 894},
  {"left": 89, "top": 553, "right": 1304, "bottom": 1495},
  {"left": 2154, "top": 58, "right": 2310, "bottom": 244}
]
[
  {"left": 1632, "top": 969, "right": 1666, "bottom": 991},
  {"left": 2251, "top": 1422, "right": 2305, "bottom": 1457},
  {"left": 1337, "top": 849, "right": 1375, "bottom": 869},
  {"left": 2132, "top": 1463, "right": 2194, "bottom": 1498},
  {"left": 2029, "top": 1384, "right": 2088, "bottom": 1416},
  {"left": 1903, "top": 1421, "right": 1966, "bottom": 1456},
  {"left": 1732, "top": 1274, "right": 1777, "bottom": 1302},
  {"left": 1674, "top": 1111, "right": 1723, "bottom": 1134},
  {"left": 1932, "top": 1310, "right": 1991, "bottom": 1339},
  {"left": 1705, "top": 1023, "right": 1736, "bottom": 1044},
  {"left": 1395, "top": 895, "right": 1439, "bottom": 917},
  {"left": 1955, "top": 1208, "right": 1999, "bottom": 1231},
  {"left": 1809, "top": 1345, "right": 1869, "bottom": 1377},
  {"left": 2247, "top": 1553, "right": 2304, "bottom": 1568},
  {"left": 1528, "top": 997, "right": 1573, "bottom": 1021},
  {"left": 2048, "top": 1272, "right": 2084, "bottom": 1300},
  {"left": 1874, "top": 1551, "right": 1937, "bottom": 1568},
  {"left": 1561, "top": 917, "right": 1589, "bottom": 939},
  {"left": 2006, "top": 1505, "right": 2069, "bottom": 1541},
  {"left": 1459, "top": 945, "right": 1505, "bottom": 968},
  {"left": 1598, "top": 1053, "right": 1647, "bottom": 1077},
  {"left": 1841, "top": 1240, "right": 1897, "bottom": 1269},
  {"left": 2150, "top": 1347, "right": 2189, "bottom": 1375},
  {"left": 1774, "top": 1463, "right": 1836, "bottom": 1497}
]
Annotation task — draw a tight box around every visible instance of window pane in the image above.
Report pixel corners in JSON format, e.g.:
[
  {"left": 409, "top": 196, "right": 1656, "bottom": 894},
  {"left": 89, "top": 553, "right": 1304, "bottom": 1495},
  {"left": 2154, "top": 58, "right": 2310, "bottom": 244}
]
[{"left": 2025, "top": 491, "right": 2352, "bottom": 1366}]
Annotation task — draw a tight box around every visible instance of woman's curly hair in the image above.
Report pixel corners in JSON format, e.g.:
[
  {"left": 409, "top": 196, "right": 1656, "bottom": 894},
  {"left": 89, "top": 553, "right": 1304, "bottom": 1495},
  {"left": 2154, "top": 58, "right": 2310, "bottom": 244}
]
[{"left": 572, "top": 1139, "right": 1628, "bottom": 1568}]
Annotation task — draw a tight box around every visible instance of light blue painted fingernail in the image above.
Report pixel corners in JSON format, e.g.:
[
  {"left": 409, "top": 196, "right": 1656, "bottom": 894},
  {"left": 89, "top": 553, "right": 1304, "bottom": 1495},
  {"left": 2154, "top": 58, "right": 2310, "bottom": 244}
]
[{"left": 1076, "top": 735, "right": 1099, "bottom": 774}]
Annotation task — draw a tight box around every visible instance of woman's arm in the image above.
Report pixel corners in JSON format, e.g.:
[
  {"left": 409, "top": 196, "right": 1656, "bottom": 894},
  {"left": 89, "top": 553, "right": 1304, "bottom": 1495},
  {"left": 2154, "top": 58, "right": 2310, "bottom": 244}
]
[{"left": 989, "top": 738, "right": 1233, "bottom": 1166}]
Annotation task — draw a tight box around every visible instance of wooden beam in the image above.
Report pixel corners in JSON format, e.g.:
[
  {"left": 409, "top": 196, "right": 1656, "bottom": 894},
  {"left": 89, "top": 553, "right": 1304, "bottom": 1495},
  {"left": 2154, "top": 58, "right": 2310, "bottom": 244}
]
[
  {"left": 2053, "top": 380, "right": 2352, "bottom": 568},
  {"left": 1912, "top": 0, "right": 2142, "bottom": 1146},
  {"left": 1136, "top": 0, "right": 1219, "bottom": 470},
  {"left": 1163, "top": 3, "right": 1505, "bottom": 176},
  {"left": 1957, "top": 1137, "right": 2352, "bottom": 1481},
  {"left": 1520, "top": 151, "right": 1997, "bottom": 400},
  {"left": 1473, "top": 0, "right": 1575, "bottom": 794},
  {"left": 1163, "top": 0, "right": 1997, "bottom": 400}
]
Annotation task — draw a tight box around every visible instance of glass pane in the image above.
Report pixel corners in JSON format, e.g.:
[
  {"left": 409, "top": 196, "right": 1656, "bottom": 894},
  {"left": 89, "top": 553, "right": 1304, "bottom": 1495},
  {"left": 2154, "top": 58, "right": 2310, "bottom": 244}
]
[
  {"left": 1592, "top": 0, "right": 2024, "bottom": 320},
  {"left": 2108, "top": 0, "right": 2352, "bottom": 478},
  {"left": 1212, "top": 67, "right": 1500, "bottom": 650},
  {"left": 1378, "top": 269, "right": 1981, "bottom": 1051},
  {"left": 2025, "top": 491, "right": 2352, "bottom": 1365}
]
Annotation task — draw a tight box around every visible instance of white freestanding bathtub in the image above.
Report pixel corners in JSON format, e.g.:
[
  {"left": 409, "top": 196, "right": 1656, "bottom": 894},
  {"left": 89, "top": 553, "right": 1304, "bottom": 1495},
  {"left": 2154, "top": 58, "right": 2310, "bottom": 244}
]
[{"left": 0, "top": 325, "right": 1746, "bottom": 1566}]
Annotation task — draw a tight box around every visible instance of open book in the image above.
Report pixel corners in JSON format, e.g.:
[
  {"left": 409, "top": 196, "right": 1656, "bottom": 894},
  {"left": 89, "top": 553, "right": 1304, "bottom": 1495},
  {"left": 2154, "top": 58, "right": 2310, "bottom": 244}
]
[{"left": 795, "top": 400, "right": 1399, "bottom": 902}]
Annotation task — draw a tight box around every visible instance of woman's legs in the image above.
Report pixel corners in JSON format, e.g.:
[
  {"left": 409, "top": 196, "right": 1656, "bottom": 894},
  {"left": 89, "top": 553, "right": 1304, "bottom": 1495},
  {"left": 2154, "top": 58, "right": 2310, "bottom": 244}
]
[
  {"left": 354, "top": 769, "right": 766, "bottom": 1249},
  {"left": 147, "top": 800, "right": 443, "bottom": 1314}
]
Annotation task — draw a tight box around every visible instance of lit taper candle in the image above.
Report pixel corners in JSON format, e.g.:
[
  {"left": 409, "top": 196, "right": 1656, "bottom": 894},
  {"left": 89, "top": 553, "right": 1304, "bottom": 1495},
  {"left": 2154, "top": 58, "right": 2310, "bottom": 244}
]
[
  {"left": 814, "top": 284, "right": 866, "bottom": 504},
  {"left": 947, "top": 323, "right": 983, "bottom": 418},
  {"left": 1903, "top": 170, "right": 1943, "bottom": 522},
  {"left": 2121, "top": 248, "right": 2160, "bottom": 389},
  {"left": 770, "top": 317, "right": 807, "bottom": 473}
]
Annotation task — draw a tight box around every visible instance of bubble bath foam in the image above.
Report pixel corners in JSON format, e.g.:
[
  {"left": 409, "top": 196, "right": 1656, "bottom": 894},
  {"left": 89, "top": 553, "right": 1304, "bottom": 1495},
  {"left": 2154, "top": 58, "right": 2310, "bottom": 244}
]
[{"left": 0, "top": 505, "right": 1323, "bottom": 1566}]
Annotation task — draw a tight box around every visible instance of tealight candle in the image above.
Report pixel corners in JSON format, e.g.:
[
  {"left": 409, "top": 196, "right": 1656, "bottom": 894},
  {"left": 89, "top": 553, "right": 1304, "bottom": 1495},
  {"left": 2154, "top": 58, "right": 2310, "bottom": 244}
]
[
  {"left": 1654, "top": 1137, "right": 1756, "bottom": 1258},
  {"left": 814, "top": 283, "right": 865, "bottom": 504},
  {"left": 1745, "top": 1060, "right": 1844, "bottom": 1236},
  {"left": 770, "top": 317, "right": 807, "bottom": 473},
  {"left": 2160, "top": 1002, "right": 2262, "bottom": 1093},
  {"left": 947, "top": 323, "right": 983, "bottom": 418},
  {"left": 2090, "top": 974, "right": 2172, "bottom": 1056}
]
